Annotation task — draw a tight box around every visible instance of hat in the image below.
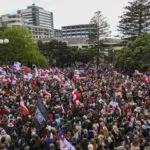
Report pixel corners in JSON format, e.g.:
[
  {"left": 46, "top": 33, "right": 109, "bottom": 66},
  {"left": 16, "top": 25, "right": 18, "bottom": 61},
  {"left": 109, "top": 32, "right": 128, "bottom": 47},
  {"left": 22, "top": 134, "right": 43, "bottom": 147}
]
[
  {"left": 88, "top": 144, "right": 93, "bottom": 150},
  {"left": 142, "top": 125, "right": 147, "bottom": 129},
  {"left": 0, "top": 129, "right": 6, "bottom": 135},
  {"left": 49, "top": 143, "right": 55, "bottom": 148},
  {"left": 7, "top": 122, "right": 14, "bottom": 128},
  {"left": 135, "top": 107, "right": 141, "bottom": 112},
  {"left": 56, "top": 98, "right": 60, "bottom": 102},
  {"left": 83, "top": 115, "right": 87, "bottom": 120},
  {"left": 49, "top": 114, "right": 53, "bottom": 119},
  {"left": 99, "top": 118, "right": 104, "bottom": 121},
  {"left": 75, "top": 126, "right": 81, "bottom": 132}
]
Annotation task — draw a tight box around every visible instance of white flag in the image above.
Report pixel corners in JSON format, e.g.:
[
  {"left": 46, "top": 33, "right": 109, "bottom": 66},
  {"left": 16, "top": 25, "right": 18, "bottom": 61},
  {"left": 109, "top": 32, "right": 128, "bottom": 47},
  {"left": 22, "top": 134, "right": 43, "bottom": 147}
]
[{"left": 60, "top": 138, "right": 76, "bottom": 150}]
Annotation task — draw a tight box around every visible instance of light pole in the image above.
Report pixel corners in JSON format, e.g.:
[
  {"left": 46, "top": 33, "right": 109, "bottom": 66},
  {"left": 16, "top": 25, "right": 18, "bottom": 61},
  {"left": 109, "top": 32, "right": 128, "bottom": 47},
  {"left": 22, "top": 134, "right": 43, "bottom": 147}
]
[{"left": 0, "top": 38, "right": 9, "bottom": 64}]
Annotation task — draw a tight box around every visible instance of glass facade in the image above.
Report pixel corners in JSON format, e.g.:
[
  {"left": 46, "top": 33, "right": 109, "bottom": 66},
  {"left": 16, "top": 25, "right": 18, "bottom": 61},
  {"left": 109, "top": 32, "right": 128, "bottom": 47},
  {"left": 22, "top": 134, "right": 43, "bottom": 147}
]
[
  {"left": 62, "top": 24, "right": 89, "bottom": 37},
  {"left": 19, "top": 4, "right": 53, "bottom": 30}
]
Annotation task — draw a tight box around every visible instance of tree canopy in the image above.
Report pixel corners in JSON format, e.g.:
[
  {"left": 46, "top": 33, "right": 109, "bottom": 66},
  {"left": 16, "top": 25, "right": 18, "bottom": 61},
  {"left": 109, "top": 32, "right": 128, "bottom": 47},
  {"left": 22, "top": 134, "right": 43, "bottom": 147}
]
[
  {"left": 114, "top": 33, "right": 150, "bottom": 70},
  {"left": 88, "top": 11, "right": 110, "bottom": 68},
  {"left": 89, "top": 11, "right": 110, "bottom": 43},
  {"left": 118, "top": 0, "right": 150, "bottom": 38},
  {"left": 38, "top": 40, "right": 77, "bottom": 67},
  {"left": 0, "top": 26, "right": 48, "bottom": 66}
]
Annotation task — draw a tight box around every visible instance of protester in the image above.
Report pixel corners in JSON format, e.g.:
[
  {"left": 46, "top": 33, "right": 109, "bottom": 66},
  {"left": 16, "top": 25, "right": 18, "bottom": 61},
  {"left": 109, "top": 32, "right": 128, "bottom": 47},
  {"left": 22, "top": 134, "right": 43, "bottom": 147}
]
[{"left": 0, "top": 62, "right": 149, "bottom": 150}]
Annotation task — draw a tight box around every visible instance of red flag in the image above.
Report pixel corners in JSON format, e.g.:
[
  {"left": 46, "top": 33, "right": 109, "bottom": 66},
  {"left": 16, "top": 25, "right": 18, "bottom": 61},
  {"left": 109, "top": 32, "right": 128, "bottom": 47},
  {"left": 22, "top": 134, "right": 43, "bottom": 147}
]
[
  {"left": 44, "top": 90, "right": 51, "bottom": 97},
  {"left": 22, "top": 67, "right": 31, "bottom": 73},
  {"left": 115, "top": 87, "right": 122, "bottom": 93},
  {"left": 142, "top": 75, "right": 148, "bottom": 83},
  {"left": 134, "top": 70, "right": 143, "bottom": 76},
  {"left": 113, "top": 71, "right": 121, "bottom": 77},
  {"left": 20, "top": 97, "right": 30, "bottom": 115},
  {"left": 74, "top": 75, "right": 86, "bottom": 81},
  {"left": 2, "top": 77, "right": 10, "bottom": 84},
  {"left": 72, "top": 89, "right": 80, "bottom": 104}
]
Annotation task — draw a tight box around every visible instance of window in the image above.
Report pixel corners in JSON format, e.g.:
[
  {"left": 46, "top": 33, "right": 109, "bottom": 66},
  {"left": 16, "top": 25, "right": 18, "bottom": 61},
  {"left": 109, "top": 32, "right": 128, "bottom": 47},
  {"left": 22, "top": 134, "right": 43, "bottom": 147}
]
[{"left": 82, "top": 46, "right": 88, "bottom": 48}]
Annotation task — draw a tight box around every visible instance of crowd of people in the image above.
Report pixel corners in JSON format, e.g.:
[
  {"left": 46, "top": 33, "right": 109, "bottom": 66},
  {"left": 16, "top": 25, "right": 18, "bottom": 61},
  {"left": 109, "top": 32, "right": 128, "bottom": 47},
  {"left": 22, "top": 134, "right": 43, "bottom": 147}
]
[{"left": 0, "top": 62, "right": 149, "bottom": 150}]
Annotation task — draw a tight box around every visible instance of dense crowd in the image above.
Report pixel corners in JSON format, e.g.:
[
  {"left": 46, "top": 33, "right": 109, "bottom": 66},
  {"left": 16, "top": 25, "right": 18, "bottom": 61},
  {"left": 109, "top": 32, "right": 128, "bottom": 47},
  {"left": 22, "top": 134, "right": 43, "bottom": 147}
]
[{"left": 0, "top": 63, "right": 149, "bottom": 150}]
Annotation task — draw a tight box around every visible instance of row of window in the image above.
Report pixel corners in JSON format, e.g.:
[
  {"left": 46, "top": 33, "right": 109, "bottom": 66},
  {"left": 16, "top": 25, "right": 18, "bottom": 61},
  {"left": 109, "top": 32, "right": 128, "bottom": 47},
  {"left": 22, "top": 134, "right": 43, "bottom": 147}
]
[
  {"left": 22, "top": 12, "right": 52, "bottom": 18},
  {"left": 39, "top": 17, "right": 52, "bottom": 21},
  {"left": 62, "top": 32, "right": 88, "bottom": 35},
  {"left": 39, "top": 14, "right": 52, "bottom": 18},
  {"left": 39, "top": 11, "right": 52, "bottom": 16},
  {"left": 62, "top": 30, "right": 88, "bottom": 32},
  {"left": 39, "top": 23, "right": 51, "bottom": 26},
  {"left": 7, "top": 21, "right": 21, "bottom": 23},
  {"left": 32, "top": 31, "right": 51, "bottom": 35},
  {"left": 33, "top": 36, "right": 51, "bottom": 39},
  {"left": 70, "top": 45, "right": 89, "bottom": 49},
  {"left": 23, "top": 16, "right": 52, "bottom": 24},
  {"left": 62, "top": 28, "right": 89, "bottom": 32},
  {"left": 39, "top": 19, "right": 52, "bottom": 23},
  {"left": 39, "top": 24, "right": 52, "bottom": 28},
  {"left": 27, "top": 27, "right": 52, "bottom": 32},
  {"left": 62, "top": 25, "right": 88, "bottom": 29}
]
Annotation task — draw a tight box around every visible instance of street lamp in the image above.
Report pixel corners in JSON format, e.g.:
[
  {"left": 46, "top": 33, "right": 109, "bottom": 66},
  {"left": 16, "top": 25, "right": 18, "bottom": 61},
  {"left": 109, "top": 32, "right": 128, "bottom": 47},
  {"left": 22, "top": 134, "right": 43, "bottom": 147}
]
[
  {"left": 0, "top": 39, "right": 9, "bottom": 44},
  {"left": 0, "top": 38, "right": 9, "bottom": 64}
]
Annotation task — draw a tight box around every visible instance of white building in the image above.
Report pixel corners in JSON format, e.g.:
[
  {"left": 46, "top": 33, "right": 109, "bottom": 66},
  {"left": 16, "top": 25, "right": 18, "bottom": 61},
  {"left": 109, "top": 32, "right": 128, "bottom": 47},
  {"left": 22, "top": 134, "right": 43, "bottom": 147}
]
[
  {"left": 0, "top": 4, "right": 54, "bottom": 40},
  {"left": 0, "top": 14, "right": 28, "bottom": 27},
  {"left": 61, "top": 24, "right": 90, "bottom": 38},
  {"left": 24, "top": 25, "right": 54, "bottom": 40},
  {"left": 60, "top": 24, "right": 90, "bottom": 48},
  {"left": 17, "top": 4, "right": 54, "bottom": 30},
  {"left": 0, "top": 14, "right": 53, "bottom": 40}
]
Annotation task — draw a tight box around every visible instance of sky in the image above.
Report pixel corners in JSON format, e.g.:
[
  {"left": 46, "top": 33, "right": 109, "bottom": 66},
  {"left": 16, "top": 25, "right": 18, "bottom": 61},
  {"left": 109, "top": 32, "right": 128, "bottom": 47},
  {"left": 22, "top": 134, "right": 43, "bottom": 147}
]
[{"left": 0, "top": 0, "right": 131, "bottom": 36}]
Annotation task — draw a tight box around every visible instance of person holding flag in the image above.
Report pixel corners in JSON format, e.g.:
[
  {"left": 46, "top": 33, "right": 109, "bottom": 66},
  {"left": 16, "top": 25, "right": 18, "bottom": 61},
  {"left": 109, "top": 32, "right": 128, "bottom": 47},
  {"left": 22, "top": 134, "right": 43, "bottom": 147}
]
[
  {"left": 72, "top": 89, "right": 81, "bottom": 105},
  {"left": 59, "top": 131, "right": 76, "bottom": 150},
  {"left": 20, "top": 96, "right": 30, "bottom": 115}
]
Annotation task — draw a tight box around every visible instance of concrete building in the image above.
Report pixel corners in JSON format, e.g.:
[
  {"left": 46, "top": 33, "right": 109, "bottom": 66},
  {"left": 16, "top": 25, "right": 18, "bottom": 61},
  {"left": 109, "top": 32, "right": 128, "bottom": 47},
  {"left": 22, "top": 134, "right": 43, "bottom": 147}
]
[
  {"left": 24, "top": 25, "right": 54, "bottom": 40},
  {"left": 0, "top": 4, "right": 54, "bottom": 40},
  {"left": 0, "top": 14, "right": 28, "bottom": 27},
  {"left": 0, "top": 13, "right": 53, "bottom": 40},
  {"left": 60, "top": 24, "right": 91, "bottom": 48},
  {"left": 54, "top": 29, "right": 62, "bottom": 38},
  {"left": 61, "top": 24, "right": 89, "bottom": 38},
  {"left": 60, "top": 24, "right": 122, "bottom": 50},
  {"left": 17, "top": 4, "right": 53, "bottom": 30}
]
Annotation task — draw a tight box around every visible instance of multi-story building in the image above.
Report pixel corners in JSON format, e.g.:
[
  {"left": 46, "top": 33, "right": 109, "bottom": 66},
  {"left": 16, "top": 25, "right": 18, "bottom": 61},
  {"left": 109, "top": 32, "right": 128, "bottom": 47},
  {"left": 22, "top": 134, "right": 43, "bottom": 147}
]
[
  {"left": 60, "top": 24, "right": 122, "bottom": 51},
  {"left": 0, "top": 14, "right": 53, "bottom": 40},
  {"left": 17, "top": 4, "right": 53, "bottom": 30},
  {"left": 54, "top": 29, "right": 62, "bottom": 38},
  {"left": 24, "top": 25, "right": 54, "bottom": 40},
  {"left": 61, "top": 24, "right": 91, "bottom": 48},
  {"left": 0, "top": 14, "right": 28, "bottom": 27},
  {"left": 61, "top": 24, "right": 89, "bottom": 38},
  {"left": 0, "top": 4, "right": 54, "bottom": 40}
]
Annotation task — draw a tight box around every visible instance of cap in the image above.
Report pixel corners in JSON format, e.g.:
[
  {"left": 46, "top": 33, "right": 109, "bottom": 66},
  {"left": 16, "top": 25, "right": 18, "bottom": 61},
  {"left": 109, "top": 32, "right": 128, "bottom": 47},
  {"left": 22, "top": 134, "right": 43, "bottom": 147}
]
[{"left": 7, "top": 122, "right": 14, "bottom": 128}]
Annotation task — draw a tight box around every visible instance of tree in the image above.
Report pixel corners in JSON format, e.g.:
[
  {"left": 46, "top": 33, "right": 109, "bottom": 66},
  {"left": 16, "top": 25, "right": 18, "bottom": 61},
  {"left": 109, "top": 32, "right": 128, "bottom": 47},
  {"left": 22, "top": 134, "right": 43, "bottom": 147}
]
[
  {"left": 114, "top": 33, "right": 150, "bottom": 70},
  {"left": 73, "top": 49, "right": 95, "bottom": 63},
  {"left": 38, "top": 40, "right": 75, "bottom": 67},
  {"left": 118, "top": 0, "right": 150, "bottom": 38},
  {"left": 88, "top": 11, "right": 110, "bottom": 69},
  {"left": 0, "top": 26, "right": 47, "bottom": 66}
]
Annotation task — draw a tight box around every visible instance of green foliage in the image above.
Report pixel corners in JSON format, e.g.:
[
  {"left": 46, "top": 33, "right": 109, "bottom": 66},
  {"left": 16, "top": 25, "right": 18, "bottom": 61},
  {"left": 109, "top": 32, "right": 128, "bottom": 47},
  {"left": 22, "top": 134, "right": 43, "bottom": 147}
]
[
  {"left": 88, "top": 11, "right": 110, "bottom": 67},
  {"left": 38, "top": 40, "right": 96, "bottom": 66},
  {"left": 38, "top": 40, "right": 76, "bottom": 67},
  {"left": 89, "top": 11, "right": 110, "bottom": 42},
  {"left": 114, "top": 33, "right": 150, "bottom": 70},
  {"left": 74, "top": 49, "right": 95, "bottom": 63},
  {"left": 0, "top": 26, "right": 47, "bottom": 66},
  {"left": 88, "top": 24, "right": 98, "bottom": 44},
  {"left": 118, "top": 0, "right": 150, "bottom": 37}
]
